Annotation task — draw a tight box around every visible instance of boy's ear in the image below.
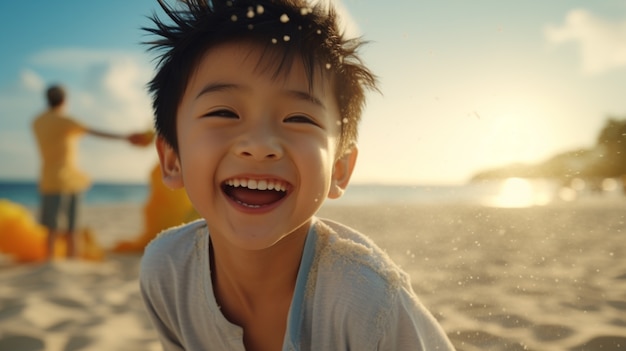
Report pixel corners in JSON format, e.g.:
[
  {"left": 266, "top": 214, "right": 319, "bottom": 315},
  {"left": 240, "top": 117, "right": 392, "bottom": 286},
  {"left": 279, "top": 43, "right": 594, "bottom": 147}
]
[
  {"left": 156, "top": 135, "right": 184, "bottom": 189},
  {"left": 328, "top": 145, "right": 358, "bottom": 199}
]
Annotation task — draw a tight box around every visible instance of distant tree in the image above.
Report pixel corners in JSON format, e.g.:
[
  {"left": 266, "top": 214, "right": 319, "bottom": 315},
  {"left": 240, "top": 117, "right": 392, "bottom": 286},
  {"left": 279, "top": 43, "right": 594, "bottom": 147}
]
[
  {"left": 470, "top": 116, "right": 626, "bottom": 183},
  {"left": 589, "top": 117, "right": 626, "bottom": 177}
]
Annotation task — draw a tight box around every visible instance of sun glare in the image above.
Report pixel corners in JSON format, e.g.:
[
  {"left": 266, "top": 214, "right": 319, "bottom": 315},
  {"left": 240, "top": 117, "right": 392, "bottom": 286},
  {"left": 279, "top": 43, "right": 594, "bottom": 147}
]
[{"left": 485, "top": 178, "right": 552, "bottom": 208}]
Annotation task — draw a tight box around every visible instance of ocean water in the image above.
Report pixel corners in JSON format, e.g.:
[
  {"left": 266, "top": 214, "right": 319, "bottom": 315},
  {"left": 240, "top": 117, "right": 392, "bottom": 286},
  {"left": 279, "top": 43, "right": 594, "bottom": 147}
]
[
  {"left": 0, "top": 181, "right": 149, "bottom": 207},
  {"left": 0, "top": 178, "right": 623, "bottom": 209}
]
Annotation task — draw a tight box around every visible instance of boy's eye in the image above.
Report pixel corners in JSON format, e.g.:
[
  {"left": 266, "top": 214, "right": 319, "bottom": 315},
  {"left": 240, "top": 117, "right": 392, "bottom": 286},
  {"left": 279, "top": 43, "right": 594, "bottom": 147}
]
[
  {"left": 203, "top": 109, "right": 238, "bottom": 118},
  {"left": 284, "top": 115, "right": 318, "bottom": 126}
]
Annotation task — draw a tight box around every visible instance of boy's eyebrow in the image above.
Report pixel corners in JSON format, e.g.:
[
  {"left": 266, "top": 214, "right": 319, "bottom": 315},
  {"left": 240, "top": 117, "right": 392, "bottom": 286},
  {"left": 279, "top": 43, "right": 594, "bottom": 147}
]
[
  {"left": 195, "top": 82, "right": 238, "bottom": 99},
  {"left": 283, "top": 89, "right": 326, "bottom": 110},
  {"left": 195, "top": 82, "right": 325, "bottom": 110}
]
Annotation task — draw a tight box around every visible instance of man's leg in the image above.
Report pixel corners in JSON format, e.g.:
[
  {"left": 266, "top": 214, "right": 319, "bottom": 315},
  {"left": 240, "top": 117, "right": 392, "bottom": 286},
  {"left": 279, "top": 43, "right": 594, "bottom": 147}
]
[
  {"left": 40, "top": 194, "right": 61, "bottom": 260},
  {"left": 65, "top": 193, "right": 80, "bottom": 258}
]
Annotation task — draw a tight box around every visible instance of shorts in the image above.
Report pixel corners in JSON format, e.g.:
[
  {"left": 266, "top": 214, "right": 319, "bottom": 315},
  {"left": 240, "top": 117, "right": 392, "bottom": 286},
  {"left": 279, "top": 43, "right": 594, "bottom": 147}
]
[{"left": 39, "top": 193, "right": 80, "bottom": 233}]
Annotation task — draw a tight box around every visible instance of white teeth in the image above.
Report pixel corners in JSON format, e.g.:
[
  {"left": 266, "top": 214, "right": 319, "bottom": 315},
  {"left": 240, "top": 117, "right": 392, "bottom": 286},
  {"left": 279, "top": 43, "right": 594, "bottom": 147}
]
[
  {"left": 225, "top": 178, "right": 287, "bottom": 192},
  {"left": 237, "top": 201, "right": 261, "bottom": 208}
]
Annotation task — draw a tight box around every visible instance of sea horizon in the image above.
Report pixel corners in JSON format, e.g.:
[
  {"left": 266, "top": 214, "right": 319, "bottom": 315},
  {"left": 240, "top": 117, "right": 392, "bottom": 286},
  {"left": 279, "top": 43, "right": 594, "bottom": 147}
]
[{"left": 2, "top": 177, "right": 625, "bottom": 209}]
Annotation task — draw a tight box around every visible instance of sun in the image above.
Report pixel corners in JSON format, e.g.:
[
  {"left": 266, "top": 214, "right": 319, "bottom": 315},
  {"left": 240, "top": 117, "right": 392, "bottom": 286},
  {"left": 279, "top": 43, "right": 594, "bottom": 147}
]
[{"left": 485, "top": 178, "right": 552, "bottom": 208}]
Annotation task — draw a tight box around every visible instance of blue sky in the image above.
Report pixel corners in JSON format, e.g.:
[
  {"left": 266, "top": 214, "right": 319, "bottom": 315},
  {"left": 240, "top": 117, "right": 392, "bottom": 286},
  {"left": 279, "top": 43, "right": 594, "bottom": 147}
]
[{"left": 1, "top": 1, "right": 625, "bottom": 185}]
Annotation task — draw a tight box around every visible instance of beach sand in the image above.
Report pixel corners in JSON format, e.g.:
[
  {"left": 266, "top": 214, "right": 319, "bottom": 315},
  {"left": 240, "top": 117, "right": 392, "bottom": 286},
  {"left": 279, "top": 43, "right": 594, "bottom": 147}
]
[{"left": 2, "top": 199, "right": 626, "bottom": 350}]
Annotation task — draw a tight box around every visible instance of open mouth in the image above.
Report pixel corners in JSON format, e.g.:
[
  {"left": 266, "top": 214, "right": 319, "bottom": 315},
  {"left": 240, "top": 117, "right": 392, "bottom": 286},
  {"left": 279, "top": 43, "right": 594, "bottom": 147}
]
[{"left": 222, "top": 178, "right": 289, "bottom": 208}]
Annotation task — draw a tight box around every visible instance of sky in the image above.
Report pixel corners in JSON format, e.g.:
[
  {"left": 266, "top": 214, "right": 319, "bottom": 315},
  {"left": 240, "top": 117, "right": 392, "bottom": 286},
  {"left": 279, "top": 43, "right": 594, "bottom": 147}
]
[{"left": 1, "top": 1, "right": 625, "bottom": 185}]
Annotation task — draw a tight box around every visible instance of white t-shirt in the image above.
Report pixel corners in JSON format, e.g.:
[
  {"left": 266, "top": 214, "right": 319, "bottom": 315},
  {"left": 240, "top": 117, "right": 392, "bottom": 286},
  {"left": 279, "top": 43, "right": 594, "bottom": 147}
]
[{"left": 140, "top": 217, "right": 455, "bottom": 351}]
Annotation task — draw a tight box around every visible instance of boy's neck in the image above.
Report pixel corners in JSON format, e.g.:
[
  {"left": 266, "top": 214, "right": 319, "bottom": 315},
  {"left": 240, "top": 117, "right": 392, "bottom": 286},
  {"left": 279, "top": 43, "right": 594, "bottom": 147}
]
[
  {"left": 209, "top": 222, "right": 311, "bottom": 350},
  {"left": 211, "top": 228, "right": 307, "bottom": 293},
  {"left": 209, "top": 220, "right": 311, "bottom": 308}
]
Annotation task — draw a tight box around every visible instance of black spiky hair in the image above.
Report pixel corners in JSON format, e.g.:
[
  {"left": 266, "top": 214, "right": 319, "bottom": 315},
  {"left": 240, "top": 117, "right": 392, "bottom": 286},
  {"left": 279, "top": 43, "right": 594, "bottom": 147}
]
[{"left": 144, "top": 0, "right": 377, "bottom": 155}]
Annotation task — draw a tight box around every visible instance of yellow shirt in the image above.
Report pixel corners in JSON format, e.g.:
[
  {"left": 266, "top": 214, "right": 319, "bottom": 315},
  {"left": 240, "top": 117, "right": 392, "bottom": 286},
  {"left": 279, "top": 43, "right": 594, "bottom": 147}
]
[{"left": 32, "top": 110, "right": 91, "bottom": 194}]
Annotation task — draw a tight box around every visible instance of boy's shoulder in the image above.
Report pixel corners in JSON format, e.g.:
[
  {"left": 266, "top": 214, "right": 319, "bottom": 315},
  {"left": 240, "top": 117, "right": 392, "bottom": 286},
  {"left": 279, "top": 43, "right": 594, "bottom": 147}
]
[
  {"left": 313, "top": 218, "right": 411, "bottom": 291},
  {"left": 143, "top": 219, "right": 207, "bottom": 262},
  {"left": 301, "top": 218, "right": 430, "bottom": 347}
]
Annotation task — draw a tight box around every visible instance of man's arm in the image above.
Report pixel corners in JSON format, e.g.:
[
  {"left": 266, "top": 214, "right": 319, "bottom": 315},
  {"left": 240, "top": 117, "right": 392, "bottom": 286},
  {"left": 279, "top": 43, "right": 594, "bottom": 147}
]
[
  {"left": 87, "top": 128, "right": 154, "bottom": 146},
  {"left": 86, "top": 128, "right": 129, "bottom": 140}
]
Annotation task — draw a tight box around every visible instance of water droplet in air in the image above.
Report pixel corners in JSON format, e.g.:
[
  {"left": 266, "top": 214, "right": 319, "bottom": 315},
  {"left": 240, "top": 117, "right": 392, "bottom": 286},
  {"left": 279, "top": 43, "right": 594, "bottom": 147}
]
[
  {"left": 316, "top": 29, "right": 322, "bottom": 34},
  {"left": 256, "top": 5, "right": 264, "bottom": 14},
  {"left": 280, "top": 14, "right": 290, "bottom": 23},
  {"left": 325, "top": 63, "right": 331, "bottom": 69},
  {"left": 300, "top": 7, "right": 311, "bottom": 15},
  {"left": 283, "top": 35, "right": 290, "bottom": 42},
  {"left": 231, "top": 15, "right": 238, "bottom": 22},
  {"left": 271, "top": 38, "right": 278, "bottom": 44},
  {"left": 247, "top": 7, "right": 255, "bottom": 18},
  {"left": 342, "top": 118, "right": 348, "bottom": 124}
]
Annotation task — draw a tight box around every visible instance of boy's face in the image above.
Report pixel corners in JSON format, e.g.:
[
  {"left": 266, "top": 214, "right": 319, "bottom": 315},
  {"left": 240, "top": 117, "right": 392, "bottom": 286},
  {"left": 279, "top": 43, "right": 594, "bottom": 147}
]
[{"left": 157, "top": 41, "right": 357, "bottom": 251}]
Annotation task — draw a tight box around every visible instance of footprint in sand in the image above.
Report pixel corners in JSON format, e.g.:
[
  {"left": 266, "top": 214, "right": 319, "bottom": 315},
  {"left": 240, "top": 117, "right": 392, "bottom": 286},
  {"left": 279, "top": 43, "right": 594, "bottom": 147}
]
[
  {"left": 531, "top": 323, "right": 575, "bottom": 341},
  {"left": 64, "top": 335, "right": 94, "bottom": 351},
  {"left": 448, "top": 330, "right": 526, "bottom": 350},
  {"left": 0, "top": 334, "right": 45, "bottom": 351},
  {"left": 570, "top": 336, "right": 626, "bottom": 351}
]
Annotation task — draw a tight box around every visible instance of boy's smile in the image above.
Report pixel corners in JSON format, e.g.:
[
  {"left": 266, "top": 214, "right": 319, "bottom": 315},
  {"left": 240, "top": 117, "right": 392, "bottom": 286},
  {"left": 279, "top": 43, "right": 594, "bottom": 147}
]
[
  {"left": 221, "top": 176, "right": 291, "bottom": 211},
  {"left": 157, "top": 40, "right": 357, "bottom": 251}
]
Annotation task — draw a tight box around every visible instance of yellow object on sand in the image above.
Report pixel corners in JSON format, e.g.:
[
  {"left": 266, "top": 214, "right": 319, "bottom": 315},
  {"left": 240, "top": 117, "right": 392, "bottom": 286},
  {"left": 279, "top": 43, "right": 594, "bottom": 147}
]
[
  {"left": 0, "top": 199, "right": 47, "bottom": 262},
  {"left": 0, "top": 199, "right": 105, "bottom": 262},
  {"left": 112, "top": 164, "right": 199, "bottom": 253},
  {"left": 49, "top": 227, "right": 106, "bottom": 261}
]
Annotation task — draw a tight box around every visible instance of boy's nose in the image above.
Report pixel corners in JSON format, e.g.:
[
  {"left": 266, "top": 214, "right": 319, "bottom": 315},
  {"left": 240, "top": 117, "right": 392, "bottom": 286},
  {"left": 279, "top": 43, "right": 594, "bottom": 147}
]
[{"left": 234, "top": 127, "right": 284, "bottom": 161}]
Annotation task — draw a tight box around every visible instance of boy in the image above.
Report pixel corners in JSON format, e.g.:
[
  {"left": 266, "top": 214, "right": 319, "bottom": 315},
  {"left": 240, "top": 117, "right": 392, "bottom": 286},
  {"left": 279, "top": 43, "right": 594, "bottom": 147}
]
[{"left": 139, "top": 0, "right": 456, "bottom": 350}]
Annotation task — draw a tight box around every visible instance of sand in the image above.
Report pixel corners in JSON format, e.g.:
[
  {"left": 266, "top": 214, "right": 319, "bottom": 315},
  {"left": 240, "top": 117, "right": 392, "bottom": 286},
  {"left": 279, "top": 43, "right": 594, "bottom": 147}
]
[{"left": 1, "top": 198, "right": 626, "bottom": 350}]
